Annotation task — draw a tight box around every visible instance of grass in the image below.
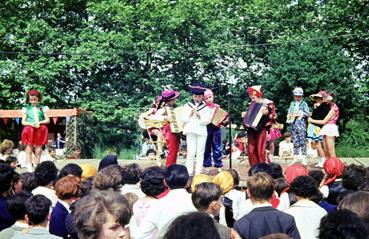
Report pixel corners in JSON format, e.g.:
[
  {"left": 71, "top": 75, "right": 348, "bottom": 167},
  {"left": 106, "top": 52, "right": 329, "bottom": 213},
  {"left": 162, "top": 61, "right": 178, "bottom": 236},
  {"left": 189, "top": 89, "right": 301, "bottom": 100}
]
[
  {"left": 93, "top": 146, "right": 139, "bottom": 160},
  {"left": 336, "top": 145, "right": 369, "bottom": 158}
]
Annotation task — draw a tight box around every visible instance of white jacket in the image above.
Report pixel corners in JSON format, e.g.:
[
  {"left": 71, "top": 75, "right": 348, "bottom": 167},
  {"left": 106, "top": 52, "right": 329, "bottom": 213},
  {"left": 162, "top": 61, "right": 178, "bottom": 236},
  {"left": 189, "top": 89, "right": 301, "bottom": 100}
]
[{"left": 181, "top": 101, "right": 212, "bottom": 136}]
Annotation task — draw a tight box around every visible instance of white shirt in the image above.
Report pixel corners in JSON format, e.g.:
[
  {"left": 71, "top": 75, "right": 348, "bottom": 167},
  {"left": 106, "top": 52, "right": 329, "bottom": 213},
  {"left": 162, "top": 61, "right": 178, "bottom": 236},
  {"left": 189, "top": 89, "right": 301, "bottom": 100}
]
[
  {"left": 40, "top": 151, "right": 55, "bottom": 163},
  {"left": 279, "top": 140, "right": 294, "bottom": 156},
  {"left": 136, "top": 189, "right": 196, "bottom": 239},
  {"left": 319, "top": 185, "right": 329, "bottom": 199},
  {"left": 219, "top": 189, "right": 246, "bottom": 224},
  {"left": 121, "top": 184, "right": 146, "bottom": 199},
  {"left": 181, "top": 102, "right": 212, "bottom": 136},
  {"left": 286, "top": 200, "right": 327, "bottom": 239},
  {"left": 277, "top": 192, "right": 290, "bottom": 211},
  {"left": 32, "top": 186, "right": 59, "bottom": 207}
]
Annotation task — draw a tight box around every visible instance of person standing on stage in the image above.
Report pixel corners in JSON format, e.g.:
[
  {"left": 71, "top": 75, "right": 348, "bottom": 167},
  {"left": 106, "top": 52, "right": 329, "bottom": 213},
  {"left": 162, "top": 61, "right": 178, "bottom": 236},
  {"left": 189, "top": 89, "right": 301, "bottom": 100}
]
[
  {"left": 182, "top": 84, "right": 212, "bottom": 176},
  {"left": 21, "top": 90, "right": 50, "bottom": 172},
  {"left": 287, "top": 87, "right": 310, "bottom": 166},
  {"left": 242, "top": 85, "right": 276, "bottom": 166},
  {"left": 203, "top": 89, "right": 224, "bottom": 174}
]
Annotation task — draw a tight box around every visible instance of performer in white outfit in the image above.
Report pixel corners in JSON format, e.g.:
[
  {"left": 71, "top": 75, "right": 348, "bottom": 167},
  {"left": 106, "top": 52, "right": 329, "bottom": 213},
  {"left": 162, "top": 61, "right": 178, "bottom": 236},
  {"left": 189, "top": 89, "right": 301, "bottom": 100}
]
[{"left": 181, "top": 84, "right": 212, "bottom": 176}]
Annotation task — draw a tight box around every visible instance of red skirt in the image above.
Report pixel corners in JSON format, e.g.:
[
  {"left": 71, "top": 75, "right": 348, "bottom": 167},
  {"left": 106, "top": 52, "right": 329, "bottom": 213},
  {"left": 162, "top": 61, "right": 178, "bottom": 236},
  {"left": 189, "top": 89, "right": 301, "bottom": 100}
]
[{"left": 22, "top": 125, "right": 48, "bottom": 146}]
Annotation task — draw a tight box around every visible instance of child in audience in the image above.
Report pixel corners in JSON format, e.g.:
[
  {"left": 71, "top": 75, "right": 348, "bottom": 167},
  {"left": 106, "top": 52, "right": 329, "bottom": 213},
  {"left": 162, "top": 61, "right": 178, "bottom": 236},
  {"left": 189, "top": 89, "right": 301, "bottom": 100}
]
[{"left": 278, "top": 132, "right": 294, "bottom": 161}]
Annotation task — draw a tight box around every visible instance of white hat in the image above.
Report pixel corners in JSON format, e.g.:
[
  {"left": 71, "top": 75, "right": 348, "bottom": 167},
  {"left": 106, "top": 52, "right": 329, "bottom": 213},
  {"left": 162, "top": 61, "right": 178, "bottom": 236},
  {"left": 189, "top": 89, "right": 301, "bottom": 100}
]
[{"left": 293, "top": 87, "right": 304, "bottom": 96}]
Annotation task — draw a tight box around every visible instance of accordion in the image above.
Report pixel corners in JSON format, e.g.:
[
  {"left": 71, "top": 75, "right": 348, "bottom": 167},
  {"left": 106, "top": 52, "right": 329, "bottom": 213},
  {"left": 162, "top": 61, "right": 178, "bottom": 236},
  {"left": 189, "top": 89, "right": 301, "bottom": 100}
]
[
  {"left": 243, "top": 101, "right": 268, "bottom": 132},
  {"left": 166, "top": 106, "right": 184, "bottom": 133},
  {"left": 311, "top": 102, "right": 330, "bottom": 121},
  {"left": 211, "top": 107, "right": 229, "bottom": 127}
]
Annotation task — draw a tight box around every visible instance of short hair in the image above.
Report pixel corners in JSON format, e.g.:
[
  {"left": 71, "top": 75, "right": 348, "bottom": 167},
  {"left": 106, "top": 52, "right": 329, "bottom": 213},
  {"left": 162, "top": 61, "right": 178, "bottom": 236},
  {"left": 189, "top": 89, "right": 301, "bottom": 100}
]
[
  {"left": 7, "top": 192, "right": 32, "bottom": 220},
  {"left": 341, "top": 164, "right": 367, "bottom": 191},
  {"left": 20, "top": 172, "right": 37, "bottom": 192},
  {"left": 269, "top": 162, "right": 284, "bottom": 179},
  {"left": 57, "top": 163, "right": 83, "bottom": 180},
  {"left": 55, "top": 175, "right": 81, "bottom": 200},
  {"left": 0, "top": 164, "right": 15, "bottom": 193},
  {"left": 25, "top": 194, "right": 52, "bottom": 225},
  {"left": 93, "top": 165, "right": 122, "bottom": 191},
  {"left": 121, "top": 163, "right": 142, "bottom": 185},
  {"left": 192, "top": 182, "right": 222, "bottom": 211},
  {"left": 5, "top": 155, "right": 17, "bottom": 164},
  {"left": 164, "top": 212, "right": 221, "bottom": 239},
  {"left": 248, "top": 163, "right": 273, "bottom": 177},
  {"left": 274, "top": 177, "right": 289, "bottom": 197},
  {"left": 290, "top": 176, "right": 320, "bottom": 199},
  {"left": 48, "top": 146, "right": 56, "bottom": 153},
  {"left": 309, "top": 169, "right": 325, "bottom": 186},
  {"left": 34, "top": 161, "right": 58, "bottom": 186},
  {"left": 0, "top": 139, "right": 14, "bottom": 154},
  {"left": 80, "top": 177, "right": 94, "bottom": 198},
  {"left": 283, "top": 132, "right": 292, "bottom": 138},
  {"left": 229, "top": 169, "right": 240, "bottom": 186},
  {"left": 74, "top": 189, "right": 132, "bottom": 239},
  {"left": 319, "top": 209, "right": 368, "bottom": 239},
  {"left": 338, "top": 191, "right": 369, "bottom": 225},
  {"left": 247, "top": 173, "right": 275, "bottom": 201},
  {"left": 164, "top": 164, "right": 189, "bottom": 189},
  {"left": 140, "top": 166, "right": 166, "bottom": 197},
  {"left": 72, "top": 145, "right": 80, "bottom": 151}
]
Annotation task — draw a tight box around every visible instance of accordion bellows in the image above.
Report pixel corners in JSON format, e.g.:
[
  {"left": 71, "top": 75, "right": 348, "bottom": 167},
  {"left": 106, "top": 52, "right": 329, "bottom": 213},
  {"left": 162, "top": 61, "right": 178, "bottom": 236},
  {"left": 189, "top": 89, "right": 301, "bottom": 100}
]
[{"left": 243, "top": 101, "right": 268, "bottom": 132}]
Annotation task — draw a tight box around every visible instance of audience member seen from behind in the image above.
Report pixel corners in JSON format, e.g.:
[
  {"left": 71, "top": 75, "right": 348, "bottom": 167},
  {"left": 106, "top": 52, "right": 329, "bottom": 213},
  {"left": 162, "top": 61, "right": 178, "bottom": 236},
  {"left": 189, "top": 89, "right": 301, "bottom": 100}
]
[
  {"left": 164, "top": 212, "right": 221, "bottom": 239},
  {"left": 121, "top": 163, "right": 145, "bottom": 198},
  {"left": 0, "top": 164, "right": 16, "bottom": 231},
  {"left": 233, "top": 173, "right": 300, "bottom": 239},
  {"left": 50, "top": 175, "right": 81, "bottom": 239},
  {"left": 341, "top": 164, "right": 367, "bottom": 191},
  {"left": 20, "top": 172, "right": 37, "bottom": 193},
  {"left": 137, "top": 164, "right": 196, "bottom": 239},
  {"left": 12, "top": 195, "right": 61, "bottom": 239},
  {"left": 93, "top": 165, "right": 122, "bottom": 191},
  {"left": 338, "top": 191, "right": 369, "bottom": 228},
  {"left": 57, "top": 163, "right": 83, "bottom": 180},
  {"left": 98, "top": 154, "right": 118, "bottom": 171},
  {"left": 320, "top": 157, "right": 345, "bottom": 205},
  {"left": 73, "top": 189, "right": 131, "bottom": 239},
  {"left": 319, "top": 209, "right": 369, "bottom": 239},
  {"left": 0, "top": 192, "right": 32, "bottom": 239},
  {"left": 32, "top": 161, "right": 59, "bottom": 207},
  {"left": 286, "top": 176, "right": 327, "bottom": 239}
]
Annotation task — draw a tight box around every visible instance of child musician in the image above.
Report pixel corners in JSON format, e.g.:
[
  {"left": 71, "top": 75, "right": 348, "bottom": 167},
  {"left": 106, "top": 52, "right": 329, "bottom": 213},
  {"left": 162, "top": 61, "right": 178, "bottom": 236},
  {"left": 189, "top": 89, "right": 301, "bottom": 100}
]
[
  {"left": 21, "top": 90, "right": 50, "bottom": 172},
  {"left": 181, "top": 84, "right": 212, "bottom": 176},
  {"left": 287, "top": 87, "right": 310, "bottom": 165}
]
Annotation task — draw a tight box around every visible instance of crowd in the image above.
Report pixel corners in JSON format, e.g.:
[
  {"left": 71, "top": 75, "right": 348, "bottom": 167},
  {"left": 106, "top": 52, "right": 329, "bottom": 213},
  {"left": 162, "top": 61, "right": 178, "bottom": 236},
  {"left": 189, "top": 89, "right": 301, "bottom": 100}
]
[{"left": 0, "top": 152, "right": 368, "bottom": 239}]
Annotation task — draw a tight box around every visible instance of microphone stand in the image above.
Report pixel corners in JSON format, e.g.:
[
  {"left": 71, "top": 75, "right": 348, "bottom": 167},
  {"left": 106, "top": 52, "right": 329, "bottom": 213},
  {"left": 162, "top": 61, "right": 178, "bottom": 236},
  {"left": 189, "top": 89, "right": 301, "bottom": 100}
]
[{"left": 227, "top": 91, "right": 232, "bottom": 169}]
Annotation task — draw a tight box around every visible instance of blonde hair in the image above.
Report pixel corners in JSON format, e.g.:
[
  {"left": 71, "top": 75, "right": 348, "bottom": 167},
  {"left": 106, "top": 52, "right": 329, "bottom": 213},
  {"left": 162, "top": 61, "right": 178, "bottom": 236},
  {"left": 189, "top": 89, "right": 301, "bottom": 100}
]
[
  {"left": 213, "top": 171, "right": 234, "bottom": 194},
  {"left": 0, "top": 139, "right": 14, "bottom": 155},
  {"left": 191, "top": 174, "right": 211, "bottom": 192}
]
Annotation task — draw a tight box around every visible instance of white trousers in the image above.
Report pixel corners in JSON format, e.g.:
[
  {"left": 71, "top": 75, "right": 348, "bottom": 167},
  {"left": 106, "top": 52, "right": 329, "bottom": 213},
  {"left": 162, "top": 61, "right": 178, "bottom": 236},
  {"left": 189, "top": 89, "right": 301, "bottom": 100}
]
[{"left": 186, "top": 133, "right": 207, "bottom": 176}]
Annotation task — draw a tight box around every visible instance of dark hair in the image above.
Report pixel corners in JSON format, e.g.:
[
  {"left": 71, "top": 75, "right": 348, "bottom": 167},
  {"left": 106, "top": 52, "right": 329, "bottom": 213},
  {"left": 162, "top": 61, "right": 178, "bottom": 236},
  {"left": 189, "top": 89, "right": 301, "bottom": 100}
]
[
  {"left": 140, "top": 166, "right": 166, "bottom": 197},
  {"left": 164, "top": 164, "right": 189, "bottom": 189},
  {"left": 121, "top": 163, "right": 142, "bottom": 185},
  {"left": 34, "top": 161, "right": 58, "bottom": 187},
  {"left": 80, "top": 177, "right": 94, "bottom": 198},
  {"left": 274, "top": 177, "right": 289, "bottom": 197},
  {"left": 290, "top": 176, "right": 320, "bottom": 199},
  {"left": 20, "top": 172, "right": 37, "bottom": 192},
  {"left": 25, "top": 194, "right": 52, "bottom": 225},
  {"left": 341, "top": 164, "right": 367, "bottom": 191},
  {"left": 248, "top": 163, "right": 273, "bottom": 177},
  {"left": 319, "top": 209, "right": 368, "bottom": 239},
  {"left": 5, "top": 155, "right": 17, "bottom": 164},
  {"left": 0, "top": 164, "right": 15, "bottom": 193},
  {"left": 98, "top": 155, "right": 118, "bottom": 171},
  {"left": 58, "top": 163, "right": 83, "bottom": 180},
  {"left": 164, "top": 212, "right": 221, "bottom": 239},
  {"left": 309, "top": 169, "right": 325, "bottom": 186},
  {"left": 74, "top": 189, "right": 132, "bottom": 239},
  {"left": 7, "top": 191, "right": 32, "bottom": 220},
  {"left": 229, "top": 169, "right": 240, "bottom": 186},
  {"left": 192, "top": 182, "right": 222, "bottom": 211},
  {"left": 269, "top": 162, "right": 284, "bottom": 179},
  {"left": 283, "top": 132, "right": 292, "bottom": 138}
]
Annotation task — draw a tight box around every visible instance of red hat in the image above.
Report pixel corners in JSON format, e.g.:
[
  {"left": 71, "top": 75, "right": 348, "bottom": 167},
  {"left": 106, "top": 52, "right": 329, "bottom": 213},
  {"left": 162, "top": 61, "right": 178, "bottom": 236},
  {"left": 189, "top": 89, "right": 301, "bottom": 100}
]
[
  {"left": 247, "top": 85, "right": 263, "bottom": 97},
  {"left": 322, "top": 157, "right": 345, "bottom": 185},
  {"left": 27, "top": 89, "right": 42, "bottom": 100},
  {"left": 285, "top": 164, "right": 309, "bottom": 185},
  {"left": 160, "top": 89, "right": 180, "bottom": 102}
]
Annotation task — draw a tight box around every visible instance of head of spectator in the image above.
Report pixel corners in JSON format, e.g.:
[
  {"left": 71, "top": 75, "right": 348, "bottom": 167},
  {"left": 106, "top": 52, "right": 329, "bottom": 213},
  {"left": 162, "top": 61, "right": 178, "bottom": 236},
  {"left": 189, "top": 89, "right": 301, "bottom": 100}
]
[
  {"left": 322, "top": 157, "right": 345, "bottom": 186},
  {"left": 213, "top": 170, "right": 234, "bottom": 194},
  {"left": 0, "top": 164, "right": 15, "bottom": 196},
  {"left": 269, "top": 162, "right": 284, "bottom": 179},
  {"left": 290, "top": 176, "right": 321, "bottom": 201},
  {"left": 282, "top": 132, "right": 292, "bottom": 143},
  {"left": 140, "top": 166, "right": 166, "bottom": 198},
  {"left": 191, "top": 174, "right": 211, "bottom": 192},
  {"left": 164, "top": 212, "right": 221, "bottom": 239},
  {"left": 164, "top": 164, "right": 189, "bottom": 190},
  {"left": 229, "top": 169, "right": 241, "bottom": 187},
  {"left": 341, "top": 164, "right": 367, "bottom": 191},
  {"left": 69, "top": 145, "right": 81, "bottom": 160},
  {"left": 248, "top": 163, "right": 273, "bottom": 177},
  {"left": 20, "top": 172, "right": 37, "bottom": 193},
  {"left": 98, "top": 154, "right": 118, "bottom": 171},
  {"left": 121, "top": 163, "right": 142, "bottom": 185},
  {"left": 247, "top": 172, "right": 275, "bottom": 205},
  {"left": 34, "top": 161, "right": 58, "bottom": 187},
  {"left": 80, "top": 176, "right": 94, "bottom": 198},
  {"left": 338, "top": 191, "right": 369, "bottom": 227},
  {"left": 25, "top": 195, "right": 52, "bottom": 227},
  {"left": 192, "top": 182, "right": 223, "bottom": 217},
  {"left": 7, "top": 192, "right": 32, "bottom": 224},
  {"left": 274, "top": 177, "right": 289, "bottom": 197},
  {"left": 11, "top": 172, "right": 23, "bottom": 194},
  {"left": 309, "top": 168, "right": 325, "bottom": 186},
  {"left": 55, "top": 175, "right": 80, "bottom": 205},
  {"left": 0, "top": 139, "right": 14, "bottom": 156},
  {"left": 5, "top": 156, "right": 17, "bottom": 169},
  {"left": 285, "top": 164, "right": 308, "bottom": 185},
  {"left": 319, "top": 209, "right": 368, "bottom": 239},
  {"left": 57, "top": 163, "right": 83, "bottom": 180},
  {"left": 48, "top": 146, "right": 56, "bottom": 158},
  {"left": 80, "top": 164, "right": 97, "bottom": 180},
  {"left": 93, "top": 165, "right": 122, "bottom": 191},
  {"left": 74, "top": 189, "right": 132, "bottom": 239}
]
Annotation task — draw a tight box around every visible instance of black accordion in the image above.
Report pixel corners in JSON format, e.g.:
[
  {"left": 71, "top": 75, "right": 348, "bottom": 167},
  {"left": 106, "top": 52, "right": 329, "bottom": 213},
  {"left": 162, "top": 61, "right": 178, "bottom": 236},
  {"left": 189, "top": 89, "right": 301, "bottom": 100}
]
[
  {"left": 243, "top": 101, "right": 269, "bottom": 132},
  {"left": 311, "top": 102, "right": 330, "bottom": 122}
]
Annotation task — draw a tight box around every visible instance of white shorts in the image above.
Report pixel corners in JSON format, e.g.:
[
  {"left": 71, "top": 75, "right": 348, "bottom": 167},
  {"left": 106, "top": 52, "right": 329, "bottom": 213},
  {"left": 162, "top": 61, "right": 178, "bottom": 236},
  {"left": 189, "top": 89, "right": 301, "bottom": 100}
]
[{"left": 319, "top": 124, "right": 339, "bottom": 137}]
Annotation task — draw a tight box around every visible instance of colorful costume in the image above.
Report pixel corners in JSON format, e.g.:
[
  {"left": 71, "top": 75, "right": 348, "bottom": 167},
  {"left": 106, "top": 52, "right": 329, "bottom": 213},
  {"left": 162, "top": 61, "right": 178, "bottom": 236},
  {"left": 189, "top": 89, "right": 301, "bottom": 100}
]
[
  {"left": 21, "top": 104, "right": 49, "bottom": 146},
  {"left": 319, "top": 103, "right": 339, "bottom": 137}
]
